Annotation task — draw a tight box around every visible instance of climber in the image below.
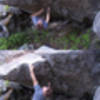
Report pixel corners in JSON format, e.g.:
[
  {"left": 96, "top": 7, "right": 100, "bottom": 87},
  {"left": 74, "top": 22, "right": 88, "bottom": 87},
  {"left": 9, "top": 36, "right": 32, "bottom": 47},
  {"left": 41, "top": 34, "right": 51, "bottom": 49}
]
[
  {"left": 31, "top": 7, "right": 51, "bottom": 29},
  {"left": 29, "top": 64, "right": 52, "bottom": 100}
]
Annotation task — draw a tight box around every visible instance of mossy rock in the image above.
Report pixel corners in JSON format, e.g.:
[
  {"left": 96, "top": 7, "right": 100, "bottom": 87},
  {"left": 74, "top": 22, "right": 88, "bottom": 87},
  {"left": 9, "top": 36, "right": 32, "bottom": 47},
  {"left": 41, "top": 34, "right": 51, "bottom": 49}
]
[
  {"left": 90, "top": 38, "right": 100, "bottom": 49},
  {"left": 0, "top": 28, "right": 91, "bottom": 50}
]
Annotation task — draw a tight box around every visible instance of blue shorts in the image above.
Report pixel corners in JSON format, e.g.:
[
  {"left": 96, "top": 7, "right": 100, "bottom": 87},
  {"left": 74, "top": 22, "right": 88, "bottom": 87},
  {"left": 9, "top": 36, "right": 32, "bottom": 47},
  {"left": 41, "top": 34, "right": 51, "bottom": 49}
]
[
  {"left": 32, "top": 16, "right": 48, "bottom": 29},
  {"left": 32, "top": 85, "right": 45, "bottom": 100}
]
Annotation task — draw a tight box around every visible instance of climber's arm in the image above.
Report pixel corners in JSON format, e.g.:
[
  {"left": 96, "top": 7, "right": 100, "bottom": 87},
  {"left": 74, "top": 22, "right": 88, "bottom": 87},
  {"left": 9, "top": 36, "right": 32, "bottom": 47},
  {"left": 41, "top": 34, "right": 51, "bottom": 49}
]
[
  {"left": 31, "top": 8, "right": 44, "bottom": 17},
  {"left": 29, "top": 64, "right": 39, "bottom": 86},
  {"left": 45, "top": 7, "right": 51, "bottom": 23}
]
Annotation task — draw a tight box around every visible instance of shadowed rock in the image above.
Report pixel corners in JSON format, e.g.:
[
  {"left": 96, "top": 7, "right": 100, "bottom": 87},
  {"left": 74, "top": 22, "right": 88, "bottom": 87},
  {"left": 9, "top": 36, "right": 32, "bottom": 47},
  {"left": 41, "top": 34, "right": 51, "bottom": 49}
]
[{"left": 0, "top": 0, "right": 100, "bottom": 22}]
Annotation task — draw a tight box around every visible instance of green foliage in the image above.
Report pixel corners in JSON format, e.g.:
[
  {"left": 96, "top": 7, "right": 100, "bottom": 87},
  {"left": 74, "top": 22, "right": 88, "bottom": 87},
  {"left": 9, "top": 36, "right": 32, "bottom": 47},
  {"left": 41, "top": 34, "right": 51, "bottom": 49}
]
[
  {"left": 7, "top": 33, "right": 29, "bottom": 48},
  {"left": 0, "top": 29, "right": 49, "bottom": 49},
  {"left": 5, "top": 80, "right": 10, "bottom": 87},
  {"left": 0, "top": 32, "right": 31, "bottom": 49},
  {"left": 0, "top": 28, "right": 91, "bottom": 50},
  {"left": 5, "top": 5, "right": 10, "bottom": 11},
  {"left": 51, "top": 29, "right": 91, "bottom": 50},
  {"left": 0, "top": 38, "right": 8, "bottom": 49}
]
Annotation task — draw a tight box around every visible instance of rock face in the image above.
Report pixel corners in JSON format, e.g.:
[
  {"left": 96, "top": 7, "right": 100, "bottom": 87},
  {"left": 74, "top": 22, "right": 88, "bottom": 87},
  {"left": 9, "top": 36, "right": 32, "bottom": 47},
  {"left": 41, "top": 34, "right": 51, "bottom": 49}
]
[
  {"left": 0, "top": 4, "right": 7, "bottom": 16},
  {"left": 93, "top": 87, "right": 100, "bottom": 100},
  {"left": 0, "top": 47, "right": 100, "bottom": 99},
  {"left": 0, "top": 24, "right": 9, "bottom": 38},
  {"left": 93, "top": 12, "right": 100, "bottom": 38},
  {"left": 0, "top": 0, "right": 100, "bottom": 22}
]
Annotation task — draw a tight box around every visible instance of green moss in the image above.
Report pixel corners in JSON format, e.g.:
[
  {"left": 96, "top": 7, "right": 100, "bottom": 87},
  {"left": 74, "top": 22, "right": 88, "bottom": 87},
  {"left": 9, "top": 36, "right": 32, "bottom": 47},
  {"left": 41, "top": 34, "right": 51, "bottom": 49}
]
[
  {"left": 0, "top": 32, "right": 31, "bottom": 49},
  {"left": 5, "top": 80, "right": 10, "bottom": 87},
  {"left": 0, "top": 28, "right": 91, "bottom": 50},
  {"left": 5, "top": 5, "right": 10, "bottom": 11}
]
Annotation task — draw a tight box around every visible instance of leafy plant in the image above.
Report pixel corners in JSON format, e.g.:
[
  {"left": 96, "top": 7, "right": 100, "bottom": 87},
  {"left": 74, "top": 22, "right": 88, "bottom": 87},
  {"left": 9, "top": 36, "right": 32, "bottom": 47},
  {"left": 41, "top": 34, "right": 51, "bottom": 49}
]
[{"left": 0, "top": 28, "right": 91, "bottom": 50}]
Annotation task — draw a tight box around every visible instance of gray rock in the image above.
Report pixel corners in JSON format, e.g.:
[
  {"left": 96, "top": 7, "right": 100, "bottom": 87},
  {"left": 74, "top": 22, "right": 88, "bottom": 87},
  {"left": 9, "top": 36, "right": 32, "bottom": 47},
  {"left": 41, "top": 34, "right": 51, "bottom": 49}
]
[
  {"left": 53, "top": 95, "right": 78, "bottom": 100},
  {"left": 93, "top": 11, "right": 100, "bottom": 38},
  {"left": 90, "top": 38, "right": 100, "bottom": 49},
  {"left": 0, "top": 80, "right": 21, "bottom": 92},
  {"left": 0, "top": 50, "right": 25, "bottom": 65},
  {"left": 0, "top": 0, "right": 100, "bottom": 22},
  {"left": 0, "top": 5, "right": 21, "bottom": 16},
  {"left": 0, "top": 80, "right": 8, "bottom": 92},
  {"left": 0, "top": 4, "right": 7, "bottom": 16},
  {"left": 0, "top": 90, "right": 12, "bottom": 100},
  {"left": 0, "top": 24, "right": 9, "bottom": 38},
  {"left": 35, "top": 45, "right": 56, "bottom": 53},
  {"left": 93, "top": 87, "right": 100, "bottom": 100},
  {"left": 18, "top": 44, "right": 34, "bottom": 50},
  {"left": 0, "top": 47, "right": 99, "bottom": 99},
  {"left": 8, "top": 7, "right": 22, "bottom": 15}
]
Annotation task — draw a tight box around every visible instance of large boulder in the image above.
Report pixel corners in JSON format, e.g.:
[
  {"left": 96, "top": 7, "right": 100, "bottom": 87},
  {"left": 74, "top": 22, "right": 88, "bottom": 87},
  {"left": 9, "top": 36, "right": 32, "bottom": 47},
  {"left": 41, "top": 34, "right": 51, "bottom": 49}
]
[
  {"left": 93, "top": 12, "right": 100, "bottom": 38},
  {"left": 0, "top": 0, "right": 100, "bottom": 22},
  {"left": 0, "top": 47, "right": 100, "bottom": 99},
  {"left": 93, "top": 87, "right": 100, "bottom": 100}
]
